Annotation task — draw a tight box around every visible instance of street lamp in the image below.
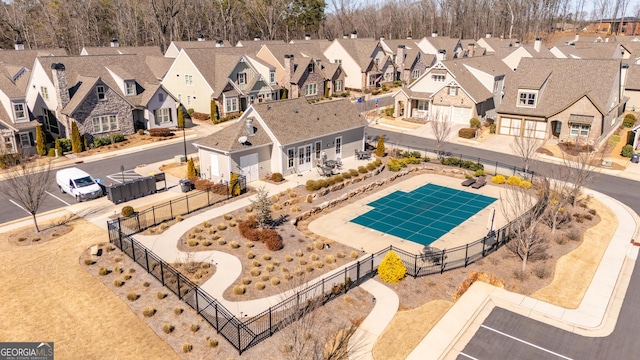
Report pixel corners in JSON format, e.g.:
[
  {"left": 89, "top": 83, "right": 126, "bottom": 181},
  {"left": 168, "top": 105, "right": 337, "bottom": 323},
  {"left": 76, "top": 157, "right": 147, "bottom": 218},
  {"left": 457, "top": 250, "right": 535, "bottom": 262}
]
[{"left": 182, "top": 126, "right": 187, "bottom": 162}]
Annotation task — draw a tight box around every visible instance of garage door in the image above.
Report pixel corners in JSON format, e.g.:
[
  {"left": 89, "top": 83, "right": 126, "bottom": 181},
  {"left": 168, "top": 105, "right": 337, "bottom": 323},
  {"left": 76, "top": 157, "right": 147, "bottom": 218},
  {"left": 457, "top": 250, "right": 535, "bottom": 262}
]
[
  {"left": 210, "top": 153, "right": 220, "bottom": 178},
  {"left": 451, "top": 106, "right": 472, "bottom": 124},
  {"left": 499, "top": 117, "right": 522, "bottom": 136},
  {"left": 524, "top": 120, "right": 546, "bottom": 139},
  {"left": 240, "top": 153, "right": 259, "bottom": 183},
  {"left": 431, "top": 105, "right": 449, "bottom": 122}
]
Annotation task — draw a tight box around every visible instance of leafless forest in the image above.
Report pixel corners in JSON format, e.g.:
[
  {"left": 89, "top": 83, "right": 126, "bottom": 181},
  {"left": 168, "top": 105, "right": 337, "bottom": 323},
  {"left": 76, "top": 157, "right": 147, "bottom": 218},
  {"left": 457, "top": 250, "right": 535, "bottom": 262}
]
[{"left": 0, "top": 0, "right": 635, "bottom": 54}]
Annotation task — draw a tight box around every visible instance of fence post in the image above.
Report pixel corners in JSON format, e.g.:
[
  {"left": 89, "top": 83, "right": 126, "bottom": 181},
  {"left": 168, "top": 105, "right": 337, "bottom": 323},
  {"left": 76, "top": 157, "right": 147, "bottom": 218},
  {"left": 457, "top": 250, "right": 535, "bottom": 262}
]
[
  {"left": 186, "top": 194, "right": 190, "bottom": 214},
  {"left": 440, "top": 250, "right": 445, "bottom": 274},
  {"left": 464, "top": 244, "right": 469, "bottom": 267},
  {"left": 269, "top": 307, "right": 273, "bottom": 335},
  {"left": 344, "top": 267, "right": 348, "bottom": 292},
  {"left": 170, "top": 200, "right": 173, "bottom": 219},
  {"left": 136, "top": 214, "right": 141, "bottom": 232},
  {"left": 322, "top": 278, "right": 325, "bottom": 304},
  {"left": 482, "top": 237, "right": 487, "bottom": 257},
  {"left": 160, "top": 261, "right": 165, "bottom": 286},
  {"left": 413, "top": 254, "right": 417, "bottom": 278},
  {"left": 152, "top": 206, "right": 156, "bottom": 226},
  {"left": 145, "top": 248, "right": 149, "bottom": 271},
  {"left": 237, "top": 322, "right": 241, "bottom": 354},
  {"left": 117, "top": 217, "right": 122, "bottom": 246},
  {"left": 215, "top": 303, "right": 219, "bottom": 332},
  {"left": 207, "top": 190, "right": 210, "bottom": 206},
  {"left": 195, "top": 288, "right": 199, "bottom": 314},
  {"left": 370, "top": 254, "right": 374, "bottom": 275},
  {"left": 177, "top": 274, "right": 182, "bottom": 299},
  {"left": 494, "top": 163, "right": 497, "bottom": 175},
  {"left": 357, "top": 261, "right": 360, "bottom": 282},
  {"left": 131, "top": 237, "right": 136, "bottom": 260}
]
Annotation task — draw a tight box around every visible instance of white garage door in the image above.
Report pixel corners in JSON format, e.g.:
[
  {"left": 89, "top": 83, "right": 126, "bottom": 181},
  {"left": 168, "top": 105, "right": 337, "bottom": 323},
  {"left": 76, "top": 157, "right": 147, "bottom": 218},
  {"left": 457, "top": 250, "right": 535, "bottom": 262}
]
[
  {"left": 451, "top": 106, "right": 472, "bottom": 124},
  {"left": 523, "top": 120, "right": 547, "bottom": 139},
  {"left": 499, "top": 117, "right": 522, "bottom": 136},
  {"left": 240, "top": 153, "right": 259, "bottom": 183},
  {"left": 431, "top": 105, "right": 450, "bottom": 122}
]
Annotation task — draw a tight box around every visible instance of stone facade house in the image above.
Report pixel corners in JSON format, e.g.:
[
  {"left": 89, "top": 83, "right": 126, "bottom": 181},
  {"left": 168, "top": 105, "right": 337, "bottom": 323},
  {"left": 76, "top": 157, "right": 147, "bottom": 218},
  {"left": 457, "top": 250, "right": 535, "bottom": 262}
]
[
  {"left": 380, "top": 38, "right": 436, "bottom": 85},
  {"left": 323, "top": 35, "right": 387, "bottom": 91},
  {"left": 193, "top": 98, "right": 367, "bottom": 183},
  {"left": 496, "top": 58, "right": 624, "bottom": 144}
]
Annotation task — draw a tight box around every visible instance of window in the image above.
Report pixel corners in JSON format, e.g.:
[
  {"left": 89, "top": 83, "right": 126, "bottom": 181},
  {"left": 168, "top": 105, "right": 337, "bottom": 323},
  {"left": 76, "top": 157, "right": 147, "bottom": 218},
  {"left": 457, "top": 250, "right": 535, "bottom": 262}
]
[
  {"left": 19, "top": 133, "right": 30, "bottom": 147},
  {"left": 154, "top": 108, "right": 172, "bottom": 124},
  {"left": 305, "top": 83, "right": 317, "bottom": 96},
  {"left": 417, "top": 100, "right": 428, "bottom": 111},
  {"left": 40, "top": 87, "right": 49, "bottom": 100},
  {"left": 287, "top": 148, "right": 295, "bottom": 168},
  {"left": 42, "top": 110, "right": 58, "bottom": 133},
  {"left": 3, "top": 135, "right": 14, "bottom": 152},
  {"left": 185, "top": 74, "right": 193, "bottom": 86},
  {"left": 237, "top": 73, "right": 246, "bottom": 84},
  {"left": 92, "top": 115, "right": 118, "bottom": 133},
  {"left": 517, "top": 90, "right": 537, "bottom": 107},
  {"left": 177, "top": 93, "right": 182, "bottom": 102},
  {"left": 449, "top": 86, "right": 457, "bottom": 96},
  {"left": 125, "top": 81, "right": 136, "bottom": 96},
  {"left": 412, "top": 69, "right": 420, "bottom": 79},
  {"left": 570, "top": 123, "right": 590, "bottom": 137},
  {"left": 307, "top": 63, "right": 314, "bottom": 73},
  {"left": 375, "top": 58, "right": 380, "bottom": 67},
  {"left": 335, "top": 59, "right": 342, "bottom": 64},
  {"left": 96, "top": 86, "right": 105, "bottom": 100},
  {"left": 187, "top": 95, "right": 192, "bottom": 106},
  {"left": 13, "top": 103, "right": 26, "bottom": 120},
  {"left": 269, "top": 70, "right": 276, "bottom": 84},
  {"left": 335, "top": 80, "right": 343, "bottom": 92},
  {"left": 225, "top": 97, "right": 238, "bottom": 112},
  {"left": 335, "top": 136, "right": 342, "bottom": 157},
  {"left": 315, "top": 141, "right": 322, "bottom": 159},
  {"left": 432, "top": 75, "right": 445, "bottom": 82},
  {"left": 158, "top": 93, "right": 164, "bottom": 102}
]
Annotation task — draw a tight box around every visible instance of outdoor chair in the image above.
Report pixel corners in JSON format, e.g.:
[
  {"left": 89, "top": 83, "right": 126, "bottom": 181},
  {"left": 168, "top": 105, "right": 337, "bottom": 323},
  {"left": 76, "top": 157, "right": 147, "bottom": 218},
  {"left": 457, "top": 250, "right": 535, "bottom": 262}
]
[
  {"left": 461, "top": 178, "right": 476, "bottom": 187},
  {"left": 471, "top": 176, "right": 486, "bottom": 189}
]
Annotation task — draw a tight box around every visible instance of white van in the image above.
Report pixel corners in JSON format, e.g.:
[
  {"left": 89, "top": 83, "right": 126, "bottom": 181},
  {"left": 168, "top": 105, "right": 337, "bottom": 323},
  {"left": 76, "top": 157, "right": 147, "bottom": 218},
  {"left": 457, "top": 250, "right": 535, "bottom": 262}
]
[{"left": 56, "top": 167, "right": 103, "bottom": 202}]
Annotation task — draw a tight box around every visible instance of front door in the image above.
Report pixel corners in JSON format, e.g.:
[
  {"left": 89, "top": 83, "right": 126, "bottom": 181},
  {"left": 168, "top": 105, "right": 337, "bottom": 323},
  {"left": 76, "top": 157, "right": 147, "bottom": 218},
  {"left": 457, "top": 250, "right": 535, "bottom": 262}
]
[
  {"left": 297, "top": 144, "right": 312, "bottom": 171},
  {"left": 335, "top": 137, "right": 342, "bottom": 159},
  {"left": 240, "top": 153, "right": 259, "bottom": 182}
]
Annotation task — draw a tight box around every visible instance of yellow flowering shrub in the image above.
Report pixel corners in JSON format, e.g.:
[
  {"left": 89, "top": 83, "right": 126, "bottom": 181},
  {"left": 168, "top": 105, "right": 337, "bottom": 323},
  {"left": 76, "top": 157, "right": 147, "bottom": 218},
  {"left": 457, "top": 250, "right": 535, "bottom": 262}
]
[
  {"left": 519, "top": 180, "right": 532, "bottom": 189},
  {"left": 491, "top": 175, "right": 506, "bottom": 184},
  {"left": 377, "top": 251, "right": 406, "bottom": 284},
  {"left": 506, "top": 176, "right": 522, "bottom": 186}
]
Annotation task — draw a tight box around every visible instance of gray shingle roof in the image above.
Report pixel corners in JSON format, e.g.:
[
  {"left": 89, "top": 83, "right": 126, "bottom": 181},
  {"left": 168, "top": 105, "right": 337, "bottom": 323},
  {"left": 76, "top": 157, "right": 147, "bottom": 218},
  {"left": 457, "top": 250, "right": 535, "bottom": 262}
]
[
  {"left": 497, "top": 58, "right": 621, "bottom": 117},
  {"left": 194, "top": 119, "right": 273, "bottom": 153},
  {"left": 425, "top": 36, "right": 460, "bottom": 55},
  {"left": 625, "top": 64, "right": 640, "bottom": 90},
  {"left": 553, "top": 42, "right": 625, "bottom": 59},
  {"left": 440, "top": 55, "right": 511, "bottom": 102},
  {"left": 81, "top": 46, "right": 162, "bottom": 57},
  {"left": 182, "top": 47, "right": 259, "bottom": 95},
  {"left": 0, "top": 48, "right": 67, "bottom": 69},
  {"left": 333, "top": 38, "right": 379, "bottom": 69}
]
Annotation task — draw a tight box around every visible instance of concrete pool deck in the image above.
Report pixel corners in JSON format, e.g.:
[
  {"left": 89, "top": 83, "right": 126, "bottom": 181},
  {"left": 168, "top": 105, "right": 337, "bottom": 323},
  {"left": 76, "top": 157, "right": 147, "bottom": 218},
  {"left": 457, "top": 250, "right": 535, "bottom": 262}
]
[{"left": 308, "top": 174, "right": 510, "bottom": 254}]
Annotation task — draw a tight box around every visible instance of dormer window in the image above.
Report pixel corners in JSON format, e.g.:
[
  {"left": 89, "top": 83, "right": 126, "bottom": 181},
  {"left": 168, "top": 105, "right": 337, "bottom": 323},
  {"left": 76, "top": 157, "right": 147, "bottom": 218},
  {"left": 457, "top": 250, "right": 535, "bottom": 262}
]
[
  {"left": 449, "top": 86, "right": 457, "bottom": 96},
  {"left": 432, "top": 75, "right": 445, "bottom": 82},
  {"left": 517, "top": 90, "right": 537, "bottom": 107},
  {"left": 237, "top": 72, "right": 247, "bottom": 85},
  {"left": 412, "top": 69, "right": 420, "bottom": 79},
  {"left": 307, "top": 63, "right": 313, "bottom": 73},
  {"left": 13, "top": 103, "right": 26, "bottom": 120},
  {"left": 40, "top": 87, "right": 49, "bottom": 100},
  {"left": 375, "top": 58, "right": 380, "bottom": 67},
  {"left": 125, "top": 81, "right": 136, "bottom": 96},
  {"left": 269, "top": 70, "right": 275, "bottom": 84},
  {"left": 96, "top": 86, "right": 106, "bottom": 100}
]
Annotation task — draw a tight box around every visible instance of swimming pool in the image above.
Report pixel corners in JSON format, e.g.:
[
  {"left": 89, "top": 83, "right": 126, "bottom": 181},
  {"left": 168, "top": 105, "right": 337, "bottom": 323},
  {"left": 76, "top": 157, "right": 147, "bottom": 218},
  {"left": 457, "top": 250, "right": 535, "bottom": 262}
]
[{"left": 350, "top": 183, "right": 496, "bottom": 245}]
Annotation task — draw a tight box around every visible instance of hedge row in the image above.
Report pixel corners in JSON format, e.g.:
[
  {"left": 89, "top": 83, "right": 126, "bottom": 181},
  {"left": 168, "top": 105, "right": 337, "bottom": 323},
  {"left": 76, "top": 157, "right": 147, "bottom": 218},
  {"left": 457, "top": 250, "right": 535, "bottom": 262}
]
[
  {"left": 148, "top": 128, "right": 173, "bottom": 137},
  {"left": 305, "top": 159, "right": 382, "bottom": 190},
  {"left": 440, "top": 157, "right": 484, "bottom": 171},
  {"left": 93, "top": 133, "right": 125, "bottom": 148},
  {"left": 387, "top": 157, "right": 421, "bottom": 172},
  {"left": 491, "top": 175, "right": 531, "bottom": 189}
]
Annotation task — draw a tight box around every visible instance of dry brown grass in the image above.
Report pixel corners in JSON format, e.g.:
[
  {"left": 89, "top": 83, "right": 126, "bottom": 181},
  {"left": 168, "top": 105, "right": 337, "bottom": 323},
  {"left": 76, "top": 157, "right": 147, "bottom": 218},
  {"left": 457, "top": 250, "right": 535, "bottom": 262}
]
[
  {"left": 0, "top": 216, "right": 178, "bottom": 359},
  {"left": 530, "top": 197, "right": 617, "bottom": 307},
  {"left": 372, "top": 300, "right": 452, "bottom": 360}
]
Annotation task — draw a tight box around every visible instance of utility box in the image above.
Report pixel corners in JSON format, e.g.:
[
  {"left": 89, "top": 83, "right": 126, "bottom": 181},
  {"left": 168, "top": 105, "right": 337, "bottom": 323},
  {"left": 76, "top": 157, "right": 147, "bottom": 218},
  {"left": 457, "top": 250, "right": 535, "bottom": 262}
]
[
  {"left": 175, "top": 155, "right": 186, "bottom": 164},
  {"left": 179, "top": 179, "right": 192, "bottom": 193}
]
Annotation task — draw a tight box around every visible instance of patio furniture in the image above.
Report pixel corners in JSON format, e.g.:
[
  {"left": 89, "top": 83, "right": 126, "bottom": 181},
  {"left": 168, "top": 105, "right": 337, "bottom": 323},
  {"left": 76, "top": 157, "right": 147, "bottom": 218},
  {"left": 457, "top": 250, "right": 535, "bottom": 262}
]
[
  {"left": 355, "top": 149, "right": 371, "bottom": 160},
  {"left": 421, "top": 246, "right": 443, "bottom": 265},
  {"left": 317, "top": 165, "right": 333, "bottom": 177},
  {"left": 325, "top": 160, "right": 337, "bottom": 169},
  {"left": 461, "top": 178, "right": 476, "bottom": 187},
  {"left": 471, "top": 176, "right": 486, "bottom": 189}
]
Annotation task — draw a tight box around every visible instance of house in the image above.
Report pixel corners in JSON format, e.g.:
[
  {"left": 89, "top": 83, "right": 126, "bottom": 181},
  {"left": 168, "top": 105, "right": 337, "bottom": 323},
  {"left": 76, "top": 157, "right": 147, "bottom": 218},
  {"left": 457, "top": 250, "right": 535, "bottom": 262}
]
[
  {"left": 392, "top": 55, "right": 510, "bottom": 123},
  {"left": 34, "top": 54, "right": 178, "bottom": 143},
  {"left": 379, "top": 38, "right": 436, "bottom": 85},
  {"left": 477, "top": 37, "right": 553, "bottom": 70},
  {"left": 323, "top": 34, "right": 388, "bottom": 91},
  {"left": 256, "top": 43, "right": 345, "bottom": 99},
  {"left": 162, "top": 47, "right": 279, "bottom": 118},
  {"left": 415, "top": 35, "right": 463, "bottom": 58},
  {"left": 0, "top": 46, "right": 67, "bottom": 154},
  {"left": 550, "top": 42, "right": 630, "bottom": 60},
  {"left": 623, "top": 63, "right": 640, "bottom": 110},
  {"left": 496, "top": 58, "right": 624, "bottom": 144},
  {"left": 81, "top": 39, "right": 163, "bottom": 57},
  {"left": 164, "top": 37, "right": 233, "bottom": 58},
  {"left": 193, "top": 97, "right": 367, "bottom": 183},
  {"left": 587, "top": 17, "right": 640, "bottom": 35}
]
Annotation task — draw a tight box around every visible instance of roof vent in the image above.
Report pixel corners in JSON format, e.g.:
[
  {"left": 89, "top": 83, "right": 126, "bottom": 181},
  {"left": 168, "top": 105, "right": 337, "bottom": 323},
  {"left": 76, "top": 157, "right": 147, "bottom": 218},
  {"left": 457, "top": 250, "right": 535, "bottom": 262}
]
[
  {"left": 245, "top": 119, "right": 255, "bottom": 136},
  {"left": 238, "top": 136, "right": 247, "bottom": 144}
]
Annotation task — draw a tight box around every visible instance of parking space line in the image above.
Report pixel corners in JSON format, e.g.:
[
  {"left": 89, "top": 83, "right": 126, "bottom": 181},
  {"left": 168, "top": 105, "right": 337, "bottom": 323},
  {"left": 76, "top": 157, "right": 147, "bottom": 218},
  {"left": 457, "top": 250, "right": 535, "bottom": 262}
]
[
  {"left": 46, "top": 191, "right": 71, "bottom": 206},
  {"left": 480, "top": 325, "right": 573, "bottom": 359},
  {"left": 458, "top": 352, "right": 479, "bottom": 359},
  {"left": 9, "top": 199, "right": 29, "bottom": 215}
]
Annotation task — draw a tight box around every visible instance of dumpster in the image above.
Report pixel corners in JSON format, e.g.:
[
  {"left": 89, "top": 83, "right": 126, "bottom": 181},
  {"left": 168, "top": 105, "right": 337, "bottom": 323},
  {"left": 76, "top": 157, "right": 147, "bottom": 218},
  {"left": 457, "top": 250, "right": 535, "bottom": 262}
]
[
  {"left": 632, "top": 153, "right": 640, "bottom": 164},
  {"left": 179, "top": 179, "right": 192, "bottom": 193}
]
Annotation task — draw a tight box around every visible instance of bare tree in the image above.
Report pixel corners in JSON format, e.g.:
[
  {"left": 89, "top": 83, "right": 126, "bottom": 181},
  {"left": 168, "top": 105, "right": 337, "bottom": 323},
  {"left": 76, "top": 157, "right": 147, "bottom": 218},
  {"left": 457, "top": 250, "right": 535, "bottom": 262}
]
[
  {"left": 500, "top": 184, "right": 547, "bottom": 272},
  {"left": 510, "top": 123, "right": 542, "bottom": 173},
  {"left": 536, "top": 165, "right": 572, "bottom": 234},
  {"left": 561, "top": 138, "right": 601, "bottom": 207},
  {"left": 429, "top": 109, "right": 451, "bottom": 159},
  {"left": 0, "top": 158, "right": 54, "bottom": 232}
]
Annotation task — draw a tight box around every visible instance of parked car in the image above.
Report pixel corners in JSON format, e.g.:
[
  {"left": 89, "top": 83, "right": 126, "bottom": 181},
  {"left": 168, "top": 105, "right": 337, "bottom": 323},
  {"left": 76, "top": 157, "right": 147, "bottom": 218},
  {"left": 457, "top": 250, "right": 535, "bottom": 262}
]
[{"left": 56, "top": 167, "right": 103, "bottom": 202}]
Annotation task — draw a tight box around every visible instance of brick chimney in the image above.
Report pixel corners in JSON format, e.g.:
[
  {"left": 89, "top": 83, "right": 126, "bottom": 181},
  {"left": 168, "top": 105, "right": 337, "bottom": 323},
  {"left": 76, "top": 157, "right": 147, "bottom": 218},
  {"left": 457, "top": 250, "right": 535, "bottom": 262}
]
[
  {"left": 396, "top": 45, "right": 406, "bottom": 83},
  {"left": 51, "top": 63, "right": 70, "bottom": 109},
  {"left": 342, "top": 34, "right": 349, "bottom": 39},
  {"left": 467, "top": 43, "right": 475, "bottom": 57},
  {"left": 283, "top": 54, "right": 295, "bottom": 97}
]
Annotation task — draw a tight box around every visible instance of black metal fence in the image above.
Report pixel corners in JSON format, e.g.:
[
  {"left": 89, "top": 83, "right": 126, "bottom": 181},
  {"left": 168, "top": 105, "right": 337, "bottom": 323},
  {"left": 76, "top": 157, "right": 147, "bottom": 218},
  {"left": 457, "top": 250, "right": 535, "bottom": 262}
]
[{"left": 108, "top": 205, "right": 538, "bottom": 354}]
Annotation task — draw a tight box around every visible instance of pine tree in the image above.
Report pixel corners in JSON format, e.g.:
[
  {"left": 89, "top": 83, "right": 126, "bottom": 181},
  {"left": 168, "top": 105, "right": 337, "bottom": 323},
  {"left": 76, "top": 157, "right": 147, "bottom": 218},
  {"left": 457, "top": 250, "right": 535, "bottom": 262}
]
[
  {"left": 210, "top": 100, "right": 218, "bottom": 123},
  {"left": 377, "top": 250, "right": 406, "bottom": 283},
  {"left": 187, "top": 157, "right": 196, "bottom": 178},
  {"left": 281, "top": 88, "right": 287, "bottom": 100},
  {"left": 55, "top": 139, "right": 62, "bottom": 157},
  {"left": 71, "top": 122, "right": 82, "bottom": 153},
  {"left": 375, "top": 135, "right": 385, "bottom": 157},
  {"left": 35, "top": 125, "right": 47, "bottom": 156},
  {"left": 177, "top": 106, "right": 185, "bottom": 129}
]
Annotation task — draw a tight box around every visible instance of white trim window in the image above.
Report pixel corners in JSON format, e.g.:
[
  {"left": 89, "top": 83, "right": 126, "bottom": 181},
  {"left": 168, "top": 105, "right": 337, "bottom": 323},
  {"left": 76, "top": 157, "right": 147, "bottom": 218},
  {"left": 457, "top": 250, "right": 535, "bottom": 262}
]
[
  {"left": 13, "top": 103, "right": 26, "bottom": 120},
  {"left": 125, "top": 81, "right": 136, "bottom": 96},
  {"left": 412, "top": 69, "right": 421, "bottom": 79},
  {"left": 19, "top": 133, "right": 31, "bottom": 147},
  {"left": 449, "top": 86, "right": 458, "bottom": 96},
  {"left": 187, "top": 95, "right": 192, "bottom": 106},
  {"left": 92, "top": 115, "right": 119, "bottom": 133},
  {"left": 570, "top": 123, "right": 590, "bottom": 137},
  {"left": 335, "top": 136, "right": 342, "bottom": 157},
  {"left": 305, "top": 83, "right": 317, "bottom": 96},
  {"left": 40, "top": 86, "right": 49, "bottom": 100},
  {"left": 96, "top": 85, "right": 106, "bottom": 100},
  {"left": 287, "top": 148, "right": 295, "bottom": 168},
  {"left": 225, "top": 97, "right": 238, "bottom": 112},
  {"left": 517, "top": 90, "right": 537, "bottom": 107},
  {"left": 269, "top": 70, "right": 276, "bottom": 84},
  {"left": 335, "top": 80, "right": 343, "bottom": 92},
  {"left": 432, "top": 75, "right": 445, "bottom": 82},
  {"left": 185, "top": 74, "right": 193, "bottom": 86},
  {"left": 417, "top": 100, "right": 429, "bottom": 111},
  {"left": 237, "top": 73, "right": 247, "bottom": 85},
  {"left": 154, "top": 108, "right": 172, "bottom": 124}
]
